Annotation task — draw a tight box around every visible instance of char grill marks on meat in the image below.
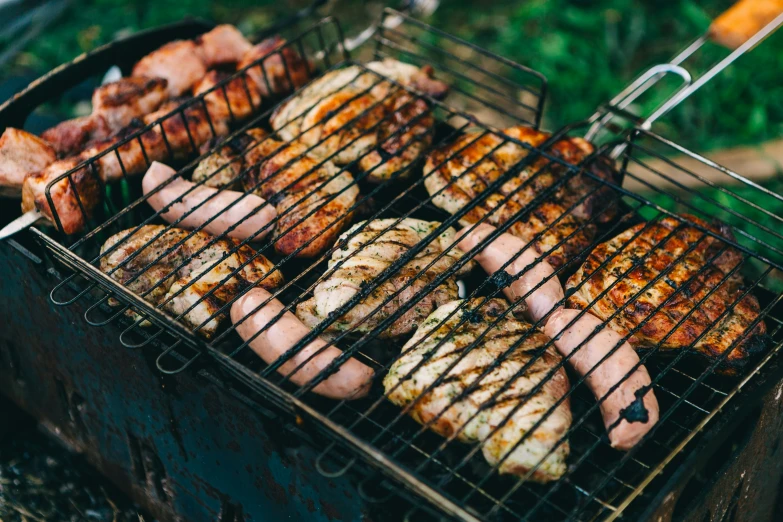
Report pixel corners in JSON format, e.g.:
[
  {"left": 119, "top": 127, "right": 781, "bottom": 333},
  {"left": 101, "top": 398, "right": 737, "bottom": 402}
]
[
  {"left": 18, "top": 29, "right": 311, "bottom": 235},
  {"left": 270, "top": 59, "right": 448, "bottom": 183},
  {"left": 100, "top": 224, "right": 283, "bottom": 338},
  {"left": 424, "top": 125, "right": 621, "bottom": 269},
  {"left": 384, "top": 298, "right": 571, "bottom": 482},
  {"left": 566, "top": 215, "right": 766, "bottom": 373},
  {"left": 41, "top": 76, "right": 170, "bottom": 157},
  {"left": 191, "top": 128, "right": 360, "bottom": 258},
  {"left": 296, "top": 218, "right": 474, "bottom": 340}
]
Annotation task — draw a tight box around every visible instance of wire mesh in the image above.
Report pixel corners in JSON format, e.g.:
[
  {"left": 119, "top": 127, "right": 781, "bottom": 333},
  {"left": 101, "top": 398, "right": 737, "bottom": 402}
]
[{"left": 22, "top": 8, "right": 783, "bottom": 522}]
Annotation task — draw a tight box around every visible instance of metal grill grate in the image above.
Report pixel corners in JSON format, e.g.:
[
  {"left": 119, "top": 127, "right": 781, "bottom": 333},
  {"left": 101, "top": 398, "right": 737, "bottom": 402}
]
[{"left": 21, "top": 9, "right": 783, "bottom": 522}]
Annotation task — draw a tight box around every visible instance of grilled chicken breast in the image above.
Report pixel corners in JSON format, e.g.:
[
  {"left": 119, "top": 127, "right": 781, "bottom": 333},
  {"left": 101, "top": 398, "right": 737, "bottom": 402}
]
[
  {"left": 566, "top": 215, "right": 767, "bottom": 373},
  {"left": 100, "top": 225, "right": 283, "bottom": 338},
  {"left": 424, "top": 126, "right": 620, "bottom": 269},
  {"left": 270, "top": 59, "right": 448, "bottom": 183},
  {"left": 384, "top": 299, "right": 571, "bottom": 481},
  {"left": 296, "top": 218, "right": 474, "bottom": 339}
]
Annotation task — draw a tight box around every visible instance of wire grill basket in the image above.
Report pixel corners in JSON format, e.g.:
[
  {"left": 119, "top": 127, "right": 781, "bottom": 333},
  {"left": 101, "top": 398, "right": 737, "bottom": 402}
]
[{"left": 13, "top": 8, "right": 783, "bottom": 522}]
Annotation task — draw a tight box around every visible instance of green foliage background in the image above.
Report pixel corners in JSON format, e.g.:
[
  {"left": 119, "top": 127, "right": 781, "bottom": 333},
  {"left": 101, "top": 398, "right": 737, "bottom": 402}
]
[{"left": 3, "top": 0, "right": 782, "bottom": 152}]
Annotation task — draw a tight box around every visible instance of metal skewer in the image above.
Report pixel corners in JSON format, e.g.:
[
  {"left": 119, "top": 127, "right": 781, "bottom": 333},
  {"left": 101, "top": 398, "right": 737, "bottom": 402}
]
[{"left": 0, "top": 209, "right": 42, "bottom": 240}]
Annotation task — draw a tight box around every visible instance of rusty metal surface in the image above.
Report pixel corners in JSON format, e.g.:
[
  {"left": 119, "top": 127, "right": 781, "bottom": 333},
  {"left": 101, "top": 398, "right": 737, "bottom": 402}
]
[{"left": 0, "top": 231, "right": 391, "bottom": 522}]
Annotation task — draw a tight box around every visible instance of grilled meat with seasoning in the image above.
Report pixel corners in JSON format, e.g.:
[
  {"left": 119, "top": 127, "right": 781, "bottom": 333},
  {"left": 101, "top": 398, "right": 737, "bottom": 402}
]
[
  {"left": 243, "top": 135, "right": 360, "bottom": 258},
  {"left": 193, "top": 128, "right": 269, "bottom": 189},
  {"left": 384, "top": 299, "right": 571, "bottom": 481},
  {"left": 21, "top": 100, "right": 232, "bottom": 235},
  {"left": 424, "top": 126, "right": 620, "bottom": 269},
  {"left": 237, "top": 35, "right": 312, "bottom": 97},
  {"left": 192, "top": 128, "right": 360, "bottom": 257},
  {"left": 100, "top": 225, "right": 283, "bottom": 338},
  {"left": 566, "top": 215, "right": 767, "bottom": 373},
  {"left": 270, "top": 59, "right": 448, "bottom": 183},
  {"left": 15, "top": 32, "right": 310, "bottom": 235},
  {"left": 131, "top": 24, "right": 253, "bottom": 97},
  {"left": 296, "top": 218, "right": 474, "bottom": 339}
]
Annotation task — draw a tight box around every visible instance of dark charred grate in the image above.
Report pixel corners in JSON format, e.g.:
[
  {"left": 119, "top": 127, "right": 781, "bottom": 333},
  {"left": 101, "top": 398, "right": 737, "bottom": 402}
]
[{"left": 25, "top": 8, "right": 783, "bottom": 522}]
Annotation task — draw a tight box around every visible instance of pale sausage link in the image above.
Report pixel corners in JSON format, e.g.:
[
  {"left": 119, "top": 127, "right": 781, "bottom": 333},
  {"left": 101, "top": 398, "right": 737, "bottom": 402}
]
[
  {"left": 142, "top": 161, "right": 276, "bottom": 241},
  {"left": 231, "top": 288, "right": 374, "bottom": 400}
]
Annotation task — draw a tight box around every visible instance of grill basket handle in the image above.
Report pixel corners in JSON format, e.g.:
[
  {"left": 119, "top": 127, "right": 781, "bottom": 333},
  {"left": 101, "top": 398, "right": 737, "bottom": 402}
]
[
  {"left": 0, "top": 18, "right": 214, "bottom": 131},
  {"left": 709, "top": 0, "right": 783, "bottom": 49}
]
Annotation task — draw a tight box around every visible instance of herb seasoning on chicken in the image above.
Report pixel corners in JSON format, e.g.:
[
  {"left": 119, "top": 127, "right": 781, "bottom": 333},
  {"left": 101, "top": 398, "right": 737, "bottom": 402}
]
[
  {"left": 270, "top": 59, "right": 449, "bottom": 183},
  {"left": 100, "top": 225, "right": 283, "bottom": 338},
  {"left": 296, "top": 218, "right": 473, "bottom": 339},
  {"left": 384, "top": 299, "right": 571, "bottom": 481}
]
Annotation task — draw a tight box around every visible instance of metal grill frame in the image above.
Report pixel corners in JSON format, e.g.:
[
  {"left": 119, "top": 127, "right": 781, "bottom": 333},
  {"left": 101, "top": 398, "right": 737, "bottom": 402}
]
[{"left": 6, "top": 8, "right": 783, "bottom": 522}]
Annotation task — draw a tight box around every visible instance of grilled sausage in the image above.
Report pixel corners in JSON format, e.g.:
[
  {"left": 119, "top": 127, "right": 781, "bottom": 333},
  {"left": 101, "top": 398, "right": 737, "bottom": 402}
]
[
  {"left": 456, "top": 222, "right": 563, "bottom": 322},
  {"left": 457, "top": 223, "right": 659, "bottom": 450},
  {"left": 544, "top": 309, "right": 659, "bottom": 450},
  {"left": 231, "top": 288, "right": 374, "bottom": 399},
  {"left": 142, "top": 161, "right": 275, "bottom": 240}
]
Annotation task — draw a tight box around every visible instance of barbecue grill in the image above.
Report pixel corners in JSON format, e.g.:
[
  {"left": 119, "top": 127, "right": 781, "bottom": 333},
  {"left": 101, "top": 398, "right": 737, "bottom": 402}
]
[{"left": 2, "top": 3, "right": 783, "bottom": 521}]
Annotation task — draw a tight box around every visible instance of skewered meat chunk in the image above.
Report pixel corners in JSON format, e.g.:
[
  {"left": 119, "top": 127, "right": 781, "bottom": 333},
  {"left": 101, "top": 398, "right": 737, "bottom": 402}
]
[
  {"left": 193, "top": 70, "right": 263, "bottom": 123},
  {"left": 21, "top": 157, "right": 103, "bottom": 233},
  {"left": 142, "top": 100, "right": 230, "bottom": 159},
  {"left": 424, "top": 126, "right": 620, "bottom": 269},
  {"left": 195, "top": 24, "right": 253, "bottom": 67},
  {"left": 41, "top": 77, "right": 170, "bottom": 157},
  {"left": 100, "top": 224, "right": 283, "bottom": 338},
  {"left": 296, "top": 218, "right": 474, "bottom": 339},
  {"left": 384, "top": 298, "right": 571, "bottom": 481},
  {"left": 133, "top": 39, "right": 207, "bottom": 97},
  {"left": 566, "top": 215, "right": 767, "bottom": 374},
  {"left": 270, "top": 59, "right": 448, "bottom": 183},
  {"left": 21, "top": 101, "right": 230, "bottom": 234},
  {"left": 91, "top": 77, "right": 170, "bottom": 132},
  {"left": 237, "top": 35, "right": 312, "bottom": 97},
  {"left": 132, "top": 25, "right": 252, "bottom": 97},
  {"left": 18, "top": 32, "right": 310, "bottom": 235},
  {"left": 0, "top": 128, "right": 56, "bottom": 197}
]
